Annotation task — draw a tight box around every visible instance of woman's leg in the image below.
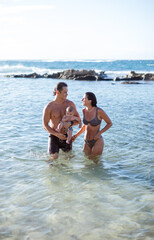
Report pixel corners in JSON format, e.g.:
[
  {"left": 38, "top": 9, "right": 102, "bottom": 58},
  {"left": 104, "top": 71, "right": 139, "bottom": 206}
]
[
  {"left": 83, "top": 141, "right": 92, "bottom": 155},
  {"left": 92, "top": 137, "right": 104, "bottom": 155}
]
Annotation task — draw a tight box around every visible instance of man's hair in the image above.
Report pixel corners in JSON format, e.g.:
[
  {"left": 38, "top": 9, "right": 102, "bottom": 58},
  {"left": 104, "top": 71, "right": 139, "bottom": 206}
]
[
  {"left": 53, "top": 82, "right": 68, "bottom": 96},
  {"left": 66, "top": 105, "right": 74, "bottom": 112},
  {"left": 85, "top": 92, "right": 97, "bottom": 107}
]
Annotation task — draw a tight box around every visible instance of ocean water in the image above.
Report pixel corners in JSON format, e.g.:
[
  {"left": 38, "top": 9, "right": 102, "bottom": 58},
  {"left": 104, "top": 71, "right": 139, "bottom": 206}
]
[{"left": 0, "top": 60, "right": 154, "bottom": 240}]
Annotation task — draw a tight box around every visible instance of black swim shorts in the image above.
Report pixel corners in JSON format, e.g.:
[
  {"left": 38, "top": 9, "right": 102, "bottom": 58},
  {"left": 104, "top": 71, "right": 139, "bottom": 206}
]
[{"left": 48, "top": 134, "right": 72, "bottom": 154}]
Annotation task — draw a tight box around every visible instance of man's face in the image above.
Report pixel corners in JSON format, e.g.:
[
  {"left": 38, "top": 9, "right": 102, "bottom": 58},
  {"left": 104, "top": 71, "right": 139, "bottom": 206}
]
[{"left": 59, "top": 87, "right": 68, "bottom": 100}]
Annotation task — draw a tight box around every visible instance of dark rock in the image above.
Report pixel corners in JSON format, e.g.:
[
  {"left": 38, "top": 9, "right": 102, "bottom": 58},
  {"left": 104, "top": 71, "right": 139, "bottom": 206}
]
[
  {"left": 12, "top": 72, "right": 42, "bottom": 78},
  {"left": 74, "top": 75, "right": 96, "bottom": 81},
  {"left": 96, "top": 71, "right": 113, "bottom": 81},
  {"left": 120, "top": 81, "right": 140, "bottom": 84},
  {"left": 130, "top": 71, "right": 154, "bottom": 81},
  {"left": 130, "top": 71, "right": 144, "bottom": 78},
  {"left": 59, "top": 69, "right": 96, "bottom": 80},
  {"left": 5, "top": 69, "right": 113, "bottom": 81},
  {"left": 42, "top": 72, "right": 61, "bottom": 78},
  {"left": 5, "top": 69, "right": 114, "bottom": 81},
  {"left": 143, "top": 73, "right": 154, "bottom": 81},
  {"left": 114, "top": 72, "right": 143, "bottom": 81},
  {"left": 7, "top": 69, "right": 154, "bottom": 82}
]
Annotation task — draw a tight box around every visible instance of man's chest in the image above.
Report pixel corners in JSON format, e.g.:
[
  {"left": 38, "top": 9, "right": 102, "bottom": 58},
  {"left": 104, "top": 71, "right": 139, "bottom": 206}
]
[{"left": 51, "top": 105, "right": 67, "bottom": 120}]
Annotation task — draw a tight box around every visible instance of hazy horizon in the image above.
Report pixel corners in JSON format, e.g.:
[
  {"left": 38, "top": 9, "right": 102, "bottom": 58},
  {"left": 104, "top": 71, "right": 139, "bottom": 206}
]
[{"left": 0, "top": 0, "right": 154, "bottom": 60}]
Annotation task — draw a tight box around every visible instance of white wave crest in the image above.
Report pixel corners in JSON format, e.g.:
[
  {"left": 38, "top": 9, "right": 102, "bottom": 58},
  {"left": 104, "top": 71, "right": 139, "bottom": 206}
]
[
  {"left": 0, "top": 64, "right": 55, "bottom": 75},
  {"left": 41, "top": 59, "right": 118, "bottom": 63}
]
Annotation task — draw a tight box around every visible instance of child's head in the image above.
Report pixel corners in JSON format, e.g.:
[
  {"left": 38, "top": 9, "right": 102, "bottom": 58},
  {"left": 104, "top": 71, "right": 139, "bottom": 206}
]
[{"left": 66, "top": 106, "right": 75, "bottom": 116}]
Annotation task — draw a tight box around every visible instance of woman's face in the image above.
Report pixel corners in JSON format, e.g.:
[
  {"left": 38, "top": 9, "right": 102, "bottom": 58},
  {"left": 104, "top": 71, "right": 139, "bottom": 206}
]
[{"left": 82, "top": 94, "right": 90, "bottom": 106}]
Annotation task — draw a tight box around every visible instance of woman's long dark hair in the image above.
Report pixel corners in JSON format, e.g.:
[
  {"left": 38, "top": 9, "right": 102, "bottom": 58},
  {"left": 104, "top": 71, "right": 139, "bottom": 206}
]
[{"left": 85, "top": 92, "right": 97, "bottom": 107}]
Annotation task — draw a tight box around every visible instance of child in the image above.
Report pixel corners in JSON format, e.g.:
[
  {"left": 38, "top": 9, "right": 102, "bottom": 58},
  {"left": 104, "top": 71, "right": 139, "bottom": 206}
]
[{"left": 57, "top": 106, "right": 81, "bottom": 144}]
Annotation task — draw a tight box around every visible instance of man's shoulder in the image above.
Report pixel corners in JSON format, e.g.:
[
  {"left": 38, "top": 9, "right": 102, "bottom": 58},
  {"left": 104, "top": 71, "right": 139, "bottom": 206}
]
[
  {"left": 44, "top": 100, "right": 55, "bottom": 110},
  {"left": 65, "top": 99, "right": 75, "bottom": 106}
]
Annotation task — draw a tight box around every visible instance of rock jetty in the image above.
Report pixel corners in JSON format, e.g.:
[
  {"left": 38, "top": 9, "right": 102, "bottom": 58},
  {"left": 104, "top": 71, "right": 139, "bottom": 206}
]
[
  {"left": 114, "top": 71, "right": 154, "bottom": 81},
  {"left": 5, "top": 70, "right": 154, "bottom": 82},
  {"left": 5, "top": 69, "right": 113, "bottom": 81}
]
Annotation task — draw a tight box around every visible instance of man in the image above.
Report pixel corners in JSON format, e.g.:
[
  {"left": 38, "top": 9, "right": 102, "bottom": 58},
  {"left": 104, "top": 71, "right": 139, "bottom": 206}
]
[{"left": 43, "top": 82, "right": 81, "bottom": 160}]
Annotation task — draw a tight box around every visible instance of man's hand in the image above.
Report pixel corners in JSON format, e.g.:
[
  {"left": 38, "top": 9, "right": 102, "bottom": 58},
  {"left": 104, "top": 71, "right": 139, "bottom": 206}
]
[{"left": 56, "top": 132, "right": 67, "bottom": 140}]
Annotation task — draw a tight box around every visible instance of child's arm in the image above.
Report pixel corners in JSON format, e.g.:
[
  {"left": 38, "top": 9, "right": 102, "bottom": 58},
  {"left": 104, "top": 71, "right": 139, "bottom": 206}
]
[
  {"left": 61, "top": 115, "right": 69, "bottom": 122},
  {"left": 71, "top": 116, "right": 81, "bottom": 122},
  {"left": 62, "top": 115, "right": 80, "bottom": 124},
  {"left": 68, "top": 116, "right": 81, "bottom": 128}
]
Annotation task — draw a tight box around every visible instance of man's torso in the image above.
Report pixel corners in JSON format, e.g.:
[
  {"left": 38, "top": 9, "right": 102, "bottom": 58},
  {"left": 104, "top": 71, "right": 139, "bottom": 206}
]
[{"left": 48, "top": 99, "right": 73, "bottom": 130}]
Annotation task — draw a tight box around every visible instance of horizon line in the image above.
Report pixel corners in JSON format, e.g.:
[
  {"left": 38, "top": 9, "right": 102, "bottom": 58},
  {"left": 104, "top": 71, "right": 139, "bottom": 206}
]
[{"left": 0, "top": 58, "right": 154, "bottom": 62}]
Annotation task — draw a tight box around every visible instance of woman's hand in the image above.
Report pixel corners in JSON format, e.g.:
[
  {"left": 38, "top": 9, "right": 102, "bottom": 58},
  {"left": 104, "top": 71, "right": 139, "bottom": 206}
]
[
  {"left": 72, "top": 125, "right": 86, "bottom": 142},
  {"left": 94, "top": 132, "right": 101, "bottom": 140}
]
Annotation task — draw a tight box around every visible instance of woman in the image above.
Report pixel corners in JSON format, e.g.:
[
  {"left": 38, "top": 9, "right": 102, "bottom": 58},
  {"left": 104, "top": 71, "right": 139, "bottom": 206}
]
[{"left": 72, "top": 92, "right": 112, "bottom": 155}]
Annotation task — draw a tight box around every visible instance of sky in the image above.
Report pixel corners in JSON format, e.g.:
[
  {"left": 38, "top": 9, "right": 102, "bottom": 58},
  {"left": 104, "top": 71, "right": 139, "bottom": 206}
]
[{"left": 0, "top": 0, "right": 154, "bottom": 60}]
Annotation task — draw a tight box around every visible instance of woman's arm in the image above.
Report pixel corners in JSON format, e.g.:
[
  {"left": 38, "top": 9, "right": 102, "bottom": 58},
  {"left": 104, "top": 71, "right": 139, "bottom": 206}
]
[
  {"left": 72, "top": 125, "right": 86, "bottom": 142},
  {"left": 94, "top": 109, "right": 112, "bottom": 140}
]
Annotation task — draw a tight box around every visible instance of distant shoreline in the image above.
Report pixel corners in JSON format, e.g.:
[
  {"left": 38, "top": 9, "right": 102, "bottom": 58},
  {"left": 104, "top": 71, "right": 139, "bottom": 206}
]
[{"left": 5, "top": 69, "right": 154, "bottom": 83}]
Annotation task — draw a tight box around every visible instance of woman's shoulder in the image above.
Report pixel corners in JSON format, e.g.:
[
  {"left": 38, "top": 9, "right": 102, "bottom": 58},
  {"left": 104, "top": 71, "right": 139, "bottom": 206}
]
[
  {"left": 97, "top": 106, "right": 103, "bottom": 112},
  {"left": 82, "top": 108, "right": 86, "bottom": 113},
  {"left": 97, "top": 107, "right": 105, "bottom": 115}
]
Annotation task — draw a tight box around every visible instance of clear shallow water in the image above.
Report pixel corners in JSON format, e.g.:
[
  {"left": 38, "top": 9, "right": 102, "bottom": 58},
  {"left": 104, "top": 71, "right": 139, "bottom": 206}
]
[{"left": 0, "top": 61, "right": 154, "bottom": 240}]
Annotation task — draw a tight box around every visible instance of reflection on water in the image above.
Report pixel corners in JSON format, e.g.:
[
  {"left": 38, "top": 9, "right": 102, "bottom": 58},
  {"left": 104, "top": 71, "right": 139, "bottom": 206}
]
[
  {"left": 0, "top": 78, "right": 154, "bottom": 240},
  {"left": 1, "top": 149, "right": 153, "bottom": 240}
]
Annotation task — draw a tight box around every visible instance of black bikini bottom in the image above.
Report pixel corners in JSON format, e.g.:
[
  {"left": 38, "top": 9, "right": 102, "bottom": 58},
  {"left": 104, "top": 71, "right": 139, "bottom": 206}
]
[
  {"left": 85, "top": 139, "right": 97, "bottom": 149},
  {"left": 85, "top": 136, "right": 102, "bottom": 149}
]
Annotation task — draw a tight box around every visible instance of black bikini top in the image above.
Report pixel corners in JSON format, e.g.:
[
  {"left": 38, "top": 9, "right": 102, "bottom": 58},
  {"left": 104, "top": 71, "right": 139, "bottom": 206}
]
[{"left": 83, "top": 107, "right": 101, "bottom": 126}]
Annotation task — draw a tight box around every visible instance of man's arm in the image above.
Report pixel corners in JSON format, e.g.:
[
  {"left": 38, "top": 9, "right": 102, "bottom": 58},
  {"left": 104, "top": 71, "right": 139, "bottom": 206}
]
[{"left": 42, "top": 105, "right": 66, "bottom": 140}]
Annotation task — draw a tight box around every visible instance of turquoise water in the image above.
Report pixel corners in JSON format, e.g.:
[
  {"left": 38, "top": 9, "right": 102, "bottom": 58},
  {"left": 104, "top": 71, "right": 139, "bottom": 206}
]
[{"left": 0, "top": 61, "right": 154, "bottom": 239}]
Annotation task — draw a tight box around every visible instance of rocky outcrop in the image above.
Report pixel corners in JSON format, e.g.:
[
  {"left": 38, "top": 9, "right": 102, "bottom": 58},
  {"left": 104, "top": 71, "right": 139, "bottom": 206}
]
[
  {"left": 130, "top": 71, "right": 144, "bottom": 79},
  {"left": 5, "top": 72, "right": 42, "bottom": 78},
  {"left": 5, "top": 69, "right": 113, "bottom": 81},
  {"left": 120, "top": 81, "right": 141, "bottom": 84},
  {"left": 115, "top": 71, "right": 154, "bottom": 81},
  {"left": 5, "top": 70, "right": 154, "bottom": 81},
  {"left": 58, "top": 69, "right": 96, "bottom": 80},
  {"left": 114, "top": 72, "right": 143, "bottom": 81},
  {"left": 143, "top": 73, "right": 154, "bottom": 81},
  {"left": 95, "top": 71, "right": 113, "bottom": 81},
  {"left": 130, "top": 71, "right": 154, "bottom": 80}
]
